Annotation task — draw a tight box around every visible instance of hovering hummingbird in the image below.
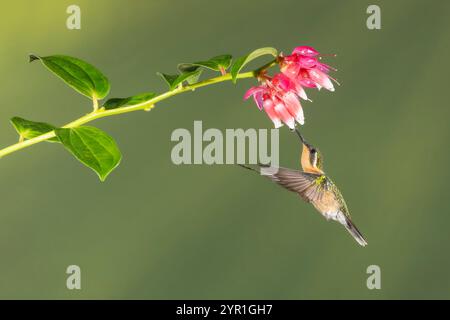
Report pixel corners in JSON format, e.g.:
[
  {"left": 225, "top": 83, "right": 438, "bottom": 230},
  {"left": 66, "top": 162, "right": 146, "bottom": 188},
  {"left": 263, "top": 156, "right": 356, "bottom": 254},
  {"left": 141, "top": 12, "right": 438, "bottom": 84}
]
[{"left": 240, "top": 130, "right": 367, "bottom": 246}]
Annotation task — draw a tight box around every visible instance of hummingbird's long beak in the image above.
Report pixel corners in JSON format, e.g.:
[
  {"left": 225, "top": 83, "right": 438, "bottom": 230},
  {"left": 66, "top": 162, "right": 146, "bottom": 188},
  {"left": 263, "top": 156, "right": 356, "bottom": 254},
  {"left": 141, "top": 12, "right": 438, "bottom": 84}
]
[
  {"left": 293, "top": 128, "right": 314, "bottom": 150},
  {"left": 294, "top": 128, "right": 308, "bottom": 145},
  {"left": 294, "top": 128, "right": 305, "bottom": 143}
]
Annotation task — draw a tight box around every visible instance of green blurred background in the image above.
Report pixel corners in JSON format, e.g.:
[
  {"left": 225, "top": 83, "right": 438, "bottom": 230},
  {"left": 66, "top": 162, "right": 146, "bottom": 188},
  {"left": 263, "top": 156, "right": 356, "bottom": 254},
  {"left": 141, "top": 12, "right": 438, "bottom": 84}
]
[{"left": 0, "top": 0, "right": 449, "bottom": 299}]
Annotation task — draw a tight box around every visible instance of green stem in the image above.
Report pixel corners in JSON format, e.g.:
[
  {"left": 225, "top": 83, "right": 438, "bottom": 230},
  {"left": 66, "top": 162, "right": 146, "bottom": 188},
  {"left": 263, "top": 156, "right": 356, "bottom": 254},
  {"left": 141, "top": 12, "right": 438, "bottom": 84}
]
[{"left": 0, "top": 68, "right": 265, "bottom": 159}]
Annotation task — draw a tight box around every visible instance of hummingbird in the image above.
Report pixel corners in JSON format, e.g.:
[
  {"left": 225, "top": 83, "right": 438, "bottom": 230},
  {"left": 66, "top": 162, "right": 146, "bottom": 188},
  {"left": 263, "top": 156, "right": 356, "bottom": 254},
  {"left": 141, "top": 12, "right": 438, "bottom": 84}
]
[{"left": 240, "top": 129, "right": 367, "bottom": 246}]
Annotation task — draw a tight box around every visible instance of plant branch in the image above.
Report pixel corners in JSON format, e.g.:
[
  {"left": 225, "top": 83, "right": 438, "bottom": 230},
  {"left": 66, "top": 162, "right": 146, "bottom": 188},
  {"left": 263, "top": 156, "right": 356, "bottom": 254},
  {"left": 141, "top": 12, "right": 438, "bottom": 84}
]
[{"left": 0, "top": 64, "right": 275, "bottom": 159}]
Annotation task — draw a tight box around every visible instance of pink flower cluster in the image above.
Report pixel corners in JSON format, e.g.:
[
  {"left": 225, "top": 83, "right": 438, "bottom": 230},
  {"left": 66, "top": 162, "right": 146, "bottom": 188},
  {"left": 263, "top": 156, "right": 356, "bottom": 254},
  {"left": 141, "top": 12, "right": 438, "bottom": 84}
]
[{"left": 244, "top": 46, "right": 337, "bottom": 129}]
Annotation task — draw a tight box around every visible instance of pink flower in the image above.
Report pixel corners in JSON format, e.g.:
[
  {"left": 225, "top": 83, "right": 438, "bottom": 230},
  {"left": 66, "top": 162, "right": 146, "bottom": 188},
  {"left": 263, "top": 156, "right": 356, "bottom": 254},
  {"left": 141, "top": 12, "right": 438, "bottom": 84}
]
[
  {"left": 244, "top": 74, "right": 304, "bottom": 129},
  {"left": 280, "top": 46, "right": 338, "bottom": 92},
  {"left": 244, "top": 45, "right": 338, "bottom": 129}
]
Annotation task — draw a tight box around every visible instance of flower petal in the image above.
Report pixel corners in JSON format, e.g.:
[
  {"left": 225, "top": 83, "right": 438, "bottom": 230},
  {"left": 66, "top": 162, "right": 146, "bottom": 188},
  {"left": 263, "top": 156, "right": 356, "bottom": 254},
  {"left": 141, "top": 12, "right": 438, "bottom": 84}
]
[
  {"left": 274, "top": 102, "right": 295, "bottom": 129},
  {"left": 298, "top": 56, "right": 317, "bottom": 68},
  {"left": 272, "top": 73, "right": 295, "bottom": 92},
  {"left": 244, "top": 86, "right": 264, "bottom": 100},
  {"left": 253, "top": 92, "right": 264, "bottom": 110},
  {"left": 296, "top": 85, "right": 308, "bottom": 100},
  {"left": 308, "top": 68, "right": 335, "bottom": 91},
  {"left": 292, "top": 46, "right": 319, "bottom": 57},
  {"left": 299, "top": 77, "right": 317, "bottom": 88},
  {"left": 280, "top": 56, "right": 301, "bottom": 78},
  {"left": 283, "top": 92, "right": 304, "bottom": 125},
  {"left": 263, "top": 99, "right": 282, "bottom": 128},
  {"left": 316, "top": 62, "right": 336, "bottom": 73}
]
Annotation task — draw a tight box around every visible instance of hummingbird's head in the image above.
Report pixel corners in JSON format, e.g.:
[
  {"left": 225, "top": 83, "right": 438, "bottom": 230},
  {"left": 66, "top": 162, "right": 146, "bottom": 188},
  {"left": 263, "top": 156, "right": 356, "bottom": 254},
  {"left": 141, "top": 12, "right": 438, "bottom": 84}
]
[
  {"left": 294, "top": 129, "right": 324, "bottom": 174},
  {"left": 301, "top": 142, "right": 324, "bottom": 174}
]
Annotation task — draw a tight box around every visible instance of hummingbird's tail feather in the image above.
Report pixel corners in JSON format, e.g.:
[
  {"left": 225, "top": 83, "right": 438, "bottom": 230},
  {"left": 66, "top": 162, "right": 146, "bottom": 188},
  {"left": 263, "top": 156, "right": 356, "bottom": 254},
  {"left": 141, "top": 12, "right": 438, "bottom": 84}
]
[
  {"left": 238, "top": 164, "right": 260, "bottom": 173},
  {"left": 237, "top": 163, "right": 273, "bottom": 174},
  {"left": 342, "top": 217, "right": 368, "bottom": 247}
]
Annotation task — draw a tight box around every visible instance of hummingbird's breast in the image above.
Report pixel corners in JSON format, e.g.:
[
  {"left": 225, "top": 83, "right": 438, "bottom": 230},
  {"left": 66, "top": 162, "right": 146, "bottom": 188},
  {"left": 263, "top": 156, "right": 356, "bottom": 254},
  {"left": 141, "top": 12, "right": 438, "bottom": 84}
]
[{"left": 312, "top": 191, "right": 340, "bottom": 213}]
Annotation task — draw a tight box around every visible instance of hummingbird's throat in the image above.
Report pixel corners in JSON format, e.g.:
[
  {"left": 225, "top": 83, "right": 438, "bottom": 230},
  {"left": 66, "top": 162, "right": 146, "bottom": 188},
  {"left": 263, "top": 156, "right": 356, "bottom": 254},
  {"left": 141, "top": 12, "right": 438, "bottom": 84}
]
[
  {"left": 301, "top": 144, "right": 324, "bottom": 174},
  {"left": 304, "top": 166, "right": 324, "bottom": 175}
]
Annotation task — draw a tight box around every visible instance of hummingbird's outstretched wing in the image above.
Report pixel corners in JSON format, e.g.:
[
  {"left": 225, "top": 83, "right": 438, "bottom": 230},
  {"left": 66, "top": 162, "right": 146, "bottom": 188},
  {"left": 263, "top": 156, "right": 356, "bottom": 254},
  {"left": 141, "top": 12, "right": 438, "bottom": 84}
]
[
  {"left": 241, "top": 164, "right": 327, "bottom": 203},
  {"left": 263, "top": 167, "right": 327, "bottom": 203}
]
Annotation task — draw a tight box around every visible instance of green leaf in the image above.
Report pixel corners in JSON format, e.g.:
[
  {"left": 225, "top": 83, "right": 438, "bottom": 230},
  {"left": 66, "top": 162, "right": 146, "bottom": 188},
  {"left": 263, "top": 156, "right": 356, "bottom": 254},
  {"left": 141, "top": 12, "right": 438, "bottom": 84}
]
[
  {"left": 10, "top": 117, "right": 59, "bottom": 142},
  {"left": 156, "top": 73, "right": 179, "bottom": 88},
  {"left": 103, "top": 92, "right": 156, "bottom": 110},
  {"left": 55, "top": 126, "right": 122, "bottom": 181},
  {"left": 30, "top": 54, "right": 110, "bottom": 100},
  {"left": 178, "top": 54, "right": 232, "bottom": 73},
  {"left": 157, "top": 68, "right": 203, "bottom": 90},
  {"left": 230, "top": 47, "right": 278, "bottom": 83},
  {"left": 182, "top": 68, "right": 203, "bottom": 85}
]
